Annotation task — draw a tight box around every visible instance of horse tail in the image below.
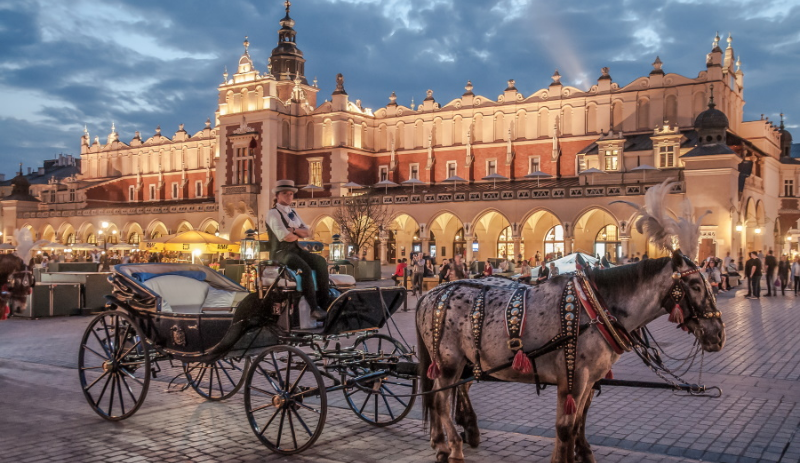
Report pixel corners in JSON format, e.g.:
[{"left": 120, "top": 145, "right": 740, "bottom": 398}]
[{"left": 416, "top": 291, "right": 434, "bottom": 431}]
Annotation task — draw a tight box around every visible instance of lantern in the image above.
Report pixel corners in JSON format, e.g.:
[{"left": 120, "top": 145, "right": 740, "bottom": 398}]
[
  {"left": 240, "top": 229, "right": 259, "bottom": 262},
  {"left": 329, "top": 234, "right": 345, "bottom": 262}
]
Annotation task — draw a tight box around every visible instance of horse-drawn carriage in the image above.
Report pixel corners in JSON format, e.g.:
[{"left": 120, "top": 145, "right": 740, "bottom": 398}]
[{"left": 78, "top": 261, "right": 417, "bottom": 454}]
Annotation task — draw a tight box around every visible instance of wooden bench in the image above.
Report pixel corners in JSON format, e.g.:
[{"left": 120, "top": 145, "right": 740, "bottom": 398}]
[{"left": 404, "top": 276, "right": 441, "bottom": 292}]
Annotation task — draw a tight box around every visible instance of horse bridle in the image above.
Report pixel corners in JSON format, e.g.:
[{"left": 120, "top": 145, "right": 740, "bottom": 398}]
[
  {"left": 3, "top": 268, "right": 35, "bottom": 295},
  {"left": 663, "top": 256, "right": 721, "bottom": 321}
]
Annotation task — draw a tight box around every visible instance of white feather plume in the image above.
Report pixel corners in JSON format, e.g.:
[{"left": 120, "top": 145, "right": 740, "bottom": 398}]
[
  {"left": 13, "top": 228, "right": 35, "bottom": 265},
  {"left": 611, "top": 178, "right": 709, "bottom": 260}
]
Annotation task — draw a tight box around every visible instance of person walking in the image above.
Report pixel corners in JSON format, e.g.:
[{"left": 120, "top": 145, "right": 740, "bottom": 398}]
[
  {"left": 411, "top": 253, "right": 425, "bottom": 296},
  {"left": 765, "top": 250, "right": 777, "bottom": 296},
  {"left": 704, "top": 258, "right": 721, "bottom": 294},
  {"left": 746, "top": 251, "right": 762, "bottom": 299},
  {"left": 792, "top": 257, "right": 800, "bottom": 295},
  {"left": 778, "top": 254, "right": 791, "bottom": 296}
]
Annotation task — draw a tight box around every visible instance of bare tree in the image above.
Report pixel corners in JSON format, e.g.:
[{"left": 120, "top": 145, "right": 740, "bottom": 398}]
[{"left": 332, "top": 195, "right": 391, "bottom": 258}]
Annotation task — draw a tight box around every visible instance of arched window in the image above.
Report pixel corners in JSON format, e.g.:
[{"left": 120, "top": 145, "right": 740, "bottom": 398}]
[
  {"left": 377, "top": 124, "right": 387, "bottom": 151},
  {"left": 323, "top": 119, "right": 333, "bottom": 147},
  {"left": 362, "top": 123, "right": 369, "bottom": 149},
  {"left": 538, "top": 109, "right": 550, "bottom": 137},
  {"left": 86, "top": 233, "right": 96, "bottom": 245},
  {"left": 594, "top": 224, "right": 621, "bottom": 261},
  {"left": 305, "top": 121, "right": 314, "bottom": 149},
  {"left": 665, "top": 95, "right": 678, "bottom": 126},
  {"left": 414, "top": 120, "right": 424, "bottom": 148},
  {"left": 396, "top": 122, "right": 405, "bottom": 149},
  {"left": 544, "top": 225, "right": 565, "bottom": 258},
  {"left": 612, "top": 101, "right": 623, "bottom": 132},
  {"left": 515, "top": 111, "right": 527, "bottom": 139},
  {"left": 453, "top": 227, "right": 466, "bottom": 259},
  {"left": 494, "top": 112, "right": 504, "bottom": 141},
  {"left": 497, "top": 226, "right": 515, "bottom": 260},
  {"left": 562, "top": 107, "right": 573, "bottom": 135},
  {"left": 473, "top": 114, "right": 483, "bottom": 143},
  {"left": 128, "top": 232, "right": 140, "bottom": 245},
  {"left": 281, "top": 120, "right": 290, "bottom": 148},
  {"left": 347, "top": 120, "right": 355, "bottom": 146},
  {"left": 586, "top": 104, "right": 597, "bottom": 134},
  {"left": 637, "top": 98, "right": 650, "bottom": 130},
  {"left": 453, "top": 117, "right": 463, "bottom": 144}
]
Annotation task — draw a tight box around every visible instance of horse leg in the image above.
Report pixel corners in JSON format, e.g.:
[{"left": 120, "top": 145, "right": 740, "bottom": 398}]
[
  {"left": 551, "top": 380, "right": 590, "bottom": 463},
  {"left": 429, "top": 401, "right": 450, "bottom": 463},
  {"left": 574, "top": 389, "right": 596, "bottom": 463},
  {"left": 432, "top": 374, "right": 466, "bottom": 463},
  {"left": 454, "top": 382, "right": 481, "bottom": 448}
]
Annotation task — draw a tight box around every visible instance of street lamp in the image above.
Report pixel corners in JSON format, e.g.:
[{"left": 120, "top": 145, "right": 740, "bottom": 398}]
[{"left": 735, "top": 224, "right": 743, "bottom": 232}]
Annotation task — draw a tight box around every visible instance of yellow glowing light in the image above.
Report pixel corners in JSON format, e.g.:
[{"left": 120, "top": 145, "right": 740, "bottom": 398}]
[
  {"left": 735, "top": 225, "right": 743, "bottom": 232},
  {"left": 755, "top": 228, "right": 762, "bottom": 234}
]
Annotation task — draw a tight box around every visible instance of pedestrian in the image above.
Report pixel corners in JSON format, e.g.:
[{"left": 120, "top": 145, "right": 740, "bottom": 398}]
[
  {"left": 778, "top": 254, "right": 790, "bottom": 295},
  {"left": 483, "top": 259, "right": 493, "bottom": 277},
  {"left": 411, "top": 253, "right": 424, "bottom": 296},
  {"left": 792, "top": 257, "right": 800, "bottom": 295},
  {"left": 439, "top": 258, "right": 450, "bottom": 283},
  {"left": 746, "top": 251, "right": 762, "bottom": 299},
  {"left": 535, "top": 260, "right": 549, "bottom": 284},
  {"left": 518, "top": 260, "right": 532, "bottom": 284},
  {"left": 549, "top": 262, "right": 559, "bottom": 278},
  {"left": 450, "top": 254, "right": 468, "bottom": 281},
  {"left": 703, "top": 258, "right": 721, "bottom": 294},
  {"left": 391, "top": 258, "right": 407, "bottom": 286},
  {"left": 534, "top": 250, "right": 541, "bottom": 267},
  {"left": 765, "top": 250, "right": 777, "bottom": 296}
]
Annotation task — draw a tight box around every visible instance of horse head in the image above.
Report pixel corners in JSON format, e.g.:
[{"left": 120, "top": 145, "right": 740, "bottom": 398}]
[
  {"left": 0, "top": 254, "right": 34, "bottom": 317},
  {"left": 663, "top": 250, "right": 725, "bottom": 352}
]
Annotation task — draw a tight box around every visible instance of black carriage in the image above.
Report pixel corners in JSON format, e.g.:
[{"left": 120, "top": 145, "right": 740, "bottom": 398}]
[{"left": 78, "top": 261, "right": 416, "bottom": 454}]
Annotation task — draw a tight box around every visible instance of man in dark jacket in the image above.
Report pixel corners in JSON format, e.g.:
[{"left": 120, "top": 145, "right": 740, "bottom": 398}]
[
  {"left": 764, "top": 250, "right": 777, "bottom": 296},
  {"left": 746, "top": 251, "right": 762, "bottom": 299}
]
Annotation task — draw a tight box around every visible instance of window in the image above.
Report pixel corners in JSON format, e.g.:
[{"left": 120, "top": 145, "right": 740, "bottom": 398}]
[
  {"left": 309, "top": 159, "right": 322, "bottom": 187},
  {"left": 409, "top": 163, "right": 419, "bottom": 180},
  {"left": 544, "top": 225, "right": 565, "bottom": 258},
  {"left": 234, "top": 146, "right": 254, "bottom": 184},
  {"left": 604, "top": 150, "right": 619, "bottom": 171},
  {"left": 529, "top": 156, "right": 541, "bottom": 173},
  {"left": 446, "top": 161, "right": 457, "bottom": 179},
  {"left": 128, "top": 232, "right": 140, "bottom": 245},
  {"left": 486, "top": 160, "right": 497, "bottom": 176},
  {"left": 129, "top": 186, "right": 135, "bottom": 202},
  {"left": 149, "top": 184, "right": 156, "bottom": 201},
  {"left": 497, "top": 226, "right": 515, "bottom": 260},
  {"left": 577, "top": 155, "right": 586, "bottom": 174},
  {"left": 785, "top": 179, "right": 795, "bottom": 197},
  {"left": 659, "top": 145, "right": 675, "bottom": 168},
  {"left": 69, "top": 188, "right": 76, "bottom": 202},
  {"left": 50, "top": 191, "right": 56, "bottom": 203},
  {"left": 195, "top": 181, "right": 203, "bottom": 197},
  {"left": 595, "top": 225, "right": 621, "bottom": 260},
  {"left": 171, "top": 183, "right": 179, "bottom": 199},
  {"left": 379, "top": 166, "right": 388, "bottom": 182}
]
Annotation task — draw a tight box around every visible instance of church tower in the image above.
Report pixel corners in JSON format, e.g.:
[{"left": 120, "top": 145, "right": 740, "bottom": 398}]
[{"left": 269, "top": 1, "right": 307, "bottom": 84}]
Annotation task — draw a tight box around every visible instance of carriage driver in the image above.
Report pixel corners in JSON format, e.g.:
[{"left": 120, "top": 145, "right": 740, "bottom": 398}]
[{"left": 266, "top": 180, "right": 329, "bottom": 321}]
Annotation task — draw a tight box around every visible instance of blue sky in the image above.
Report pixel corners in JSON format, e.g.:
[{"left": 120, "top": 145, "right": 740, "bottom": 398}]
[{"left": 1, "top": 0, "right": 799, "bottom": 176}]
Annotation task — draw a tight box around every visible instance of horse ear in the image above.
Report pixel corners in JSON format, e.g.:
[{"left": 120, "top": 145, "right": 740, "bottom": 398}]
[{"left": 672, "top": 250, "right": 684, "bottom": 268}]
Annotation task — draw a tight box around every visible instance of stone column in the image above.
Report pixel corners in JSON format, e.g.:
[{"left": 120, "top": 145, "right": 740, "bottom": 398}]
[
  {"left": 379, "top": 236, "right": 388, "bottom": 265},
  {"left": 513, "top": 236, "right": 522, "bottom": 261},
  {"left": 620, "top": 236, "right": 630, "bottom": 262},
  {"left": 465, "top": 233, "right": 474, "bottom": 263},
  {"left": 564, "top": 237, "right": 574, "bottom": 254}
]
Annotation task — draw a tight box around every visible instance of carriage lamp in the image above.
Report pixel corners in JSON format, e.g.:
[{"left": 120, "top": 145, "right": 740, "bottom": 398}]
[
  {"left": 329, "top": 234, "right": 345, "bottom": 262},
  {"left": 240, "top": 229, "right": 259, "bottom": 262}
]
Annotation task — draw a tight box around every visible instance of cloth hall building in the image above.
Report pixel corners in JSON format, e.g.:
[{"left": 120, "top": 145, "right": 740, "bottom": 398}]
[{"left": 4, "top": 4, "right": 799, "bottom": 265}]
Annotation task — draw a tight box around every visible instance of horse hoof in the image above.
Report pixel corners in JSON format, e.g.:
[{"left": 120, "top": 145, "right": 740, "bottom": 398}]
[
  {"left": 461, "top": 430, "right": 480, "bottom": 448},
  {"left": 435, "top": 452, "right": 450, "bottom": 463}
]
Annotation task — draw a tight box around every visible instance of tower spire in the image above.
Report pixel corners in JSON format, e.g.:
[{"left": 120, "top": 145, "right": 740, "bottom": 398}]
[
  {"left": 269, "top": 0, "right": 306, "bottom": 83},
  {"left": 708, "top": 84, "right": 716, "bottom": 108}
]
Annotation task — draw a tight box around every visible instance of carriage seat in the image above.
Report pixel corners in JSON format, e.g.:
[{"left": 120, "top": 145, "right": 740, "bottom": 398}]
[
  {"left": 142, "top": 275, "right": 249, "bottom": 313},
  {"left": 260, "top": 267, "right": 356, "bottom": 291}
]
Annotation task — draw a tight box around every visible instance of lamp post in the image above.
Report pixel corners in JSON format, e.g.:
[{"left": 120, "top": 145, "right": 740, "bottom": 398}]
[{"left": 239, "top": 229, "right": 259, "bottom": 291}]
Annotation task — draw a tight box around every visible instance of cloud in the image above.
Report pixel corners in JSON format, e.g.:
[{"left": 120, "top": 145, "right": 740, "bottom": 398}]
[{"left": 1, "top": 0, "right": 800, "bottom": 175}]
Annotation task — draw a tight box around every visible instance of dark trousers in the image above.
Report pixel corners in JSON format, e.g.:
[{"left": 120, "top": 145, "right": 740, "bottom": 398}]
[
  {"left": 795, "top": 276, "right": 800, "bottom": 293},
  {"left": 766, "top": 269, "right": 776, "bottom": 295},
  {"left": 412, "top": 272, "right": 424, "bottom": 295},
  {"left": 275, "top": 243, "right": 330, "bottom": 309},
  {"left": 749, "top": 275, "right": 761, "bottom": 298}
]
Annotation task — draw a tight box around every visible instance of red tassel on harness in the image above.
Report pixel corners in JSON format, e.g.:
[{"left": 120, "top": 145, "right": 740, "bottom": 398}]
[
  {"left": 605, "top": 370, "right": 614, "bottom": 380},
  {"left": 427, "top": 361, "right": 441, "bottom": 380},
  {"left": 564, "top": 394, "right": 577, "bottom": 415},
  {"left": 668, "top": 304, "right": 684, "bottom": 324},
  {"left": 1, "top": 305, "right": 8, "bottom": 320},
  {"left": 512, "top": 350, "right": 533, "bottom": 374}
]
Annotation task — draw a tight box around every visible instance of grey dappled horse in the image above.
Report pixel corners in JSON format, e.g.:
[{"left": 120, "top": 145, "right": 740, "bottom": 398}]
[{"left": 416, "top": 251, "right": 725, "bottom": 463}]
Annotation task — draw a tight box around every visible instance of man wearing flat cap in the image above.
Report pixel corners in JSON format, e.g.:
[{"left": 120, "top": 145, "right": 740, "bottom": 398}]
[{"left": 266, "top": 180, "right": 329, "bottom": 320}]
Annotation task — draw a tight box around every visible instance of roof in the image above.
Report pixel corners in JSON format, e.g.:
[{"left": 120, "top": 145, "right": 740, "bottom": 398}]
[
  {"left": 578, "top": 130, "right": 698, "bottom": 155},
  {"left": 682, "top": 143, "right": 736, "bottom": 158},
  {"left": 0, "top": 160, "right": 81, "bottom": 187}
]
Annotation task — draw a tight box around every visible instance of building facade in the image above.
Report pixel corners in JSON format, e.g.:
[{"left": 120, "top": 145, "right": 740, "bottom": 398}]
[{"left": 4, "top": 4, "right": 799, "bottom": 263}]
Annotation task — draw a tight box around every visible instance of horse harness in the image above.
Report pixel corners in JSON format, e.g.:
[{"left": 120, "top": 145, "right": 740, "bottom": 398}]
[
  {"left": 0, "top": 266, "right": 34, "bottom": 320},
  {"left": 663, "top": 257, "right": 722, "bottom": 327}
]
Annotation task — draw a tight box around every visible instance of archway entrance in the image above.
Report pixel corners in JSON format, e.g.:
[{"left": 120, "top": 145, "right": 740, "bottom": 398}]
[
  {"left": 521, "top": 210, "right": 563, "bottom": 261},
  {"left": 428, "top": 212, "right": 464, "bottom": 262}
]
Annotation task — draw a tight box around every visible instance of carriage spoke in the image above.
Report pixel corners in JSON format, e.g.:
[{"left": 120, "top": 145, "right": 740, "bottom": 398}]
[
  {"left": 258, "top": 407, "right": 282, "bottom": 437},
  {"left": 207, "top": 364, "right": 215, "bottom": 397},
  {"left": 249, "top": 385, "right": 277, "bottom": 398},
  {"left": 284, "top": 351, "right": 293, "bottom": 391},
  {"left": 357, "top": 392, "right": 371, "bottom": 416},
  {"left": 275, "top": 408, "right": 287, "bottom": 448},
  {"left": 116, "top": 372, "right": 126, "bottom": 416},
  {"left": 380, "top": 384, "right": 409, "bottom": 408},
  {"left": 220, "top": 360, "right": 237, "bottom": 385},
  {"left": 119, "top": 374, "right": 139, "bottom": 404},
  {"left": 82, "top": 344, "right": 109, "bottom": 361},
  {"left": 287, "top": 405, "right": 299, "bottom": 449},
  {"left": 373, "top": 394, "right": 379, "bottom": 422},
  {"left": 292, "top": 400, "right": 322, "bottom": 415},
  {"left": 91, "top": 328, "right": 113, "bottom": 359},
  {"left": 287, "top": 363, "right": 308, "bottom": 394},
  {"left": 257, "top": 365, "right": 282, "bottom": 393},
  {"left": 94, "top": 369, "right": 113, "bottom": 407},
  {"left": 116, "top": 339, "right": 141, "bottom": 362},
  {"left": 249, "top": 403, "right": 277, "bottom": 414},
  {"left": 80, "top": 365, "right": 105, "bottom": 371},
  {"left": 84, "top": 370, "right": 110, "bottom": 392},
  {"left": 114, "top": 322, "right": 130, "bottom": 361},
  {"left": 119, "top": 366, "right": 146, "bottom": 387},
  {"left": 291, "top": 408, "right": 315, "bottom": 436},
  {"left": 215, "top": 364, "right": 225, "bottom": 394},
  {"left": 380, "top": 390, "right": 396, "bottom": 420},
  {"left": 268, "top": 352, "right": 285, "bottom": 389},
  {"left": 107, "top": 375, "right": 117, "bottom": 417}
]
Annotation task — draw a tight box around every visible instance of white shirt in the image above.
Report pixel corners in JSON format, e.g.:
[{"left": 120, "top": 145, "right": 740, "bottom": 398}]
[{"left": 267, "top": 204, "right": 308, "bottom": 241}]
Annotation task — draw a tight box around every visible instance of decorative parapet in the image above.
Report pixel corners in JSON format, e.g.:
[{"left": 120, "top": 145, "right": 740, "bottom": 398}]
[{"left": 19, "top": 202, "right": 218, "bottom": 219}]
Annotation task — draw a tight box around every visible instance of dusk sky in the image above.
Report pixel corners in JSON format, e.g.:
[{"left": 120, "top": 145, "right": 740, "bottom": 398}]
[{"left": 1, "top": 0, "right": 799, "bottom": 177}]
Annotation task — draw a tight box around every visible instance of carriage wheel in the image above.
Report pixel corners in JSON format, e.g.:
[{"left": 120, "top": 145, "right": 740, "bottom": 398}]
[
  {"left": 244, "top": 345, "right": 327, "bottom": 454},
  {"left": 343, "top": 333, "right": 418, "bottom": 427},
  {"left": 183, "top": 357, "right": 251, "bottom": 401},
  {"left": 78, "top": 311, "right": 151, "bottom": 421}
]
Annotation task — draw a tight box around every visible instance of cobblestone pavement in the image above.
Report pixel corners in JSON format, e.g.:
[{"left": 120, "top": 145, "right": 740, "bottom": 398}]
[{"left": 1, "top": 281, "right": 799, "bottom": 463}]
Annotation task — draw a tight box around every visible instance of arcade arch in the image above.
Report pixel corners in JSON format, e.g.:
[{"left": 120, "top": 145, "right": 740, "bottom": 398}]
[
  {"left": 472, "top": 210, "right": 512, "bottom": 260},
  {"left": 428, "top": 212, "right": 464, "bottom": 262},
  {"left": 311, "top": 215, "right": 339, "bottom": 259},
  {"left": 521, "top": 210, "right": 563, "bottom": 261},
  {"left": 573, "top": 208, "right": 619, "bottom": 259},
  {"left": 388, "top": 213, "right": 420, "bottom": 262}
]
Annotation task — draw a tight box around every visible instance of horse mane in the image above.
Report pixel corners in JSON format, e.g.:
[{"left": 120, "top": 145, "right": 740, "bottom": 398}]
[{"left": 590, "top": 257, "right": 671, "bottom": 295}]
